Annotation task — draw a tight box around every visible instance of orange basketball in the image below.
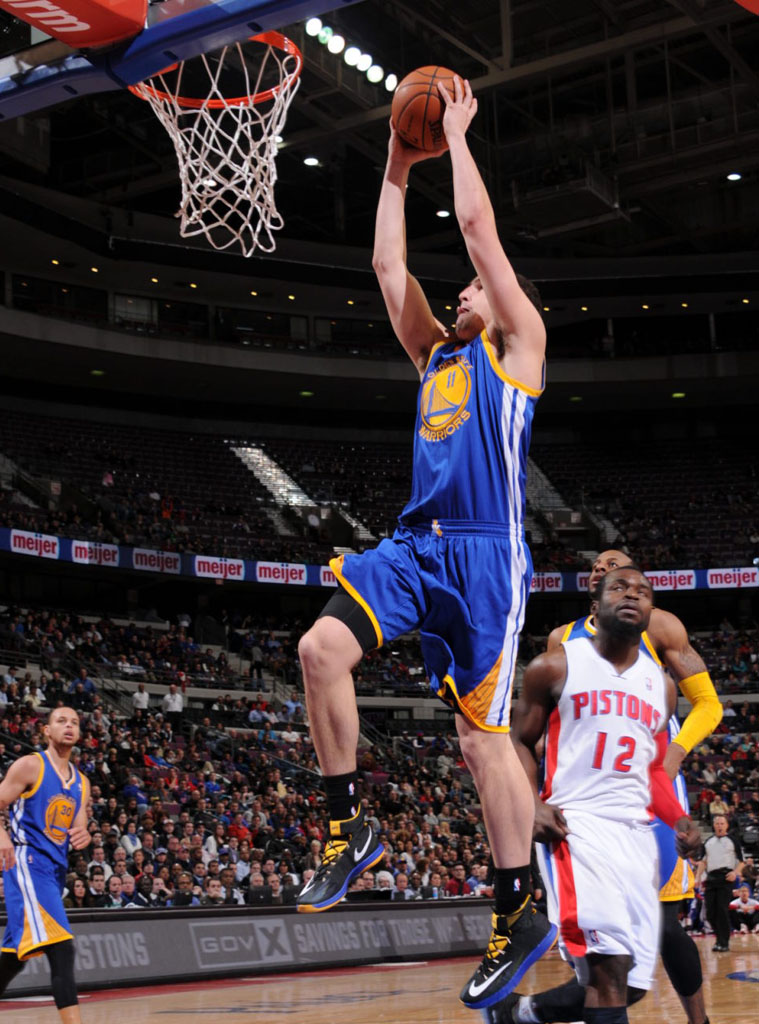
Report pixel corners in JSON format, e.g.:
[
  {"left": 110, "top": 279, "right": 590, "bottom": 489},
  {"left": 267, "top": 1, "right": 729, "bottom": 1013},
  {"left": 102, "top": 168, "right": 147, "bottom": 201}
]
[{"left": 391, "top": 66, "right": 457, "bottom": 152}]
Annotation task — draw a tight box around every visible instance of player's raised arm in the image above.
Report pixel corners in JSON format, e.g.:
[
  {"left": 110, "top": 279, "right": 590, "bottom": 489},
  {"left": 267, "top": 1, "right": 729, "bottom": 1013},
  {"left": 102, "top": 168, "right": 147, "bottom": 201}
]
[
  {"left": 649, "top": 608, "right": 723, "bottom": 778},
  {"left": 372, "top": 124, "right": 447, "bottom": 375},
  {"left": 439, "top": 77, "right": 545, "bottom": 390},
  {"left": 0, "top": 755, "right": 41, "bottom": 870}
]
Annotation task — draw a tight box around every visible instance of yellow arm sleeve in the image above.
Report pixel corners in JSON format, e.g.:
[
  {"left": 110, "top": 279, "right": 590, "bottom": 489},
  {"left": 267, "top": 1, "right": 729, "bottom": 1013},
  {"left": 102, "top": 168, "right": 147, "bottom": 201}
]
[{"left": 673, "top": 671, "right": 723, "bottom": 753}]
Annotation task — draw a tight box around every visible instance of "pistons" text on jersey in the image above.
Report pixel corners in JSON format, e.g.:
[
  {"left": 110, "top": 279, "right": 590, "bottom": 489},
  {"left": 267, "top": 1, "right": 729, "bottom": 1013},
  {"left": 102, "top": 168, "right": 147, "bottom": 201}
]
[{"left": 570, "top": 689, "right": 663, "bottom": 734}]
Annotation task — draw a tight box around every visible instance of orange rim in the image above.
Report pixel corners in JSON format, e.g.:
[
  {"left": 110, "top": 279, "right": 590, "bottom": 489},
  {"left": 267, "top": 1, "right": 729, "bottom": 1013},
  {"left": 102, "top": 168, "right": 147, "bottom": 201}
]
[{"left": 127, "top": 31, "right": 303, "bottom": 109}]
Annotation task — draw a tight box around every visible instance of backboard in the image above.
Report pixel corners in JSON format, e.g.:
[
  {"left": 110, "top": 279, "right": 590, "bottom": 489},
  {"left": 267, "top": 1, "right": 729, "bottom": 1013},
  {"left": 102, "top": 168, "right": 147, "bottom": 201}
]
[{"left": 0, "top": 0, "right": 358, "bottom": 119}]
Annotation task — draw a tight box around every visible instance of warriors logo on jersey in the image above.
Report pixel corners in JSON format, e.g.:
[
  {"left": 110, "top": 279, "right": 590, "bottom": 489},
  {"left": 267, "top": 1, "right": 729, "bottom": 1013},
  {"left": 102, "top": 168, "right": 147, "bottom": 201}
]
[
  {"left": 44, "top": 794, "right": 77, "bottom": 845},
  {"left": 419, "top": 353, "right": 472, "bottom": 441}
]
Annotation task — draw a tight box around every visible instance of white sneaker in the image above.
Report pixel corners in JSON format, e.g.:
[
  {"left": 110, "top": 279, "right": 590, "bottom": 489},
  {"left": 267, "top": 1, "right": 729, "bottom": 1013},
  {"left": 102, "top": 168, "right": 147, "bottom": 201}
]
[{"left": 740, "top": 923, "right": 749, "bottom": 934}]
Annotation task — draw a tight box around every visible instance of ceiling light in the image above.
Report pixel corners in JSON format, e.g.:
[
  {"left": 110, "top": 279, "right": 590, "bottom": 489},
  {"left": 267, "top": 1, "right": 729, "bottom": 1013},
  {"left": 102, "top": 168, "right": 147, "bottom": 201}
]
[
  {"left": 304, "top": 156, "right": 320, "bottom": 166},
  {"left": 190, "top": 282, "right": 198, "bottom": 289},
  {"left": 90, "top": 369, "right": 105, "bottom": 377},
  {"left": 681, "top": 302, "right": 688, "bottom": 308},
  {"left": 274, "top": 134, "right": 283, "bottom": 144},
  {"left": 347, "top": 299, "right": 354, "bottom": 305},
  {"left": 436, "top": 209, "right": 450, "bottom": 218},
  {"left": 327, "top": 33, "right": 345, "bottom": 55},
  {"left": 300, "top": 390, "right": 314, "bottom": 397},
  {"left": 385, "top": 73, "right": 398, "bottom": 91},
  {"left": 641, "top": 303, "right": 649, "bottom": 309},
  {"left": 742, "top": 298, "right": 750, "bottom": 304},
  {"left": 367, "top": 64, "right": 384, "bottom": 84},
  {"left": 672, "top": 392, "right": 686, "bottom": 398},
  {"left": 317, "top": 25, "right": 333, "bottom": 45},
  {"left": 580, "top": 305, "right": 588, "bottom": 312},
  {"left": 250, "top": 290, "right": 258, "bottom": 297},
  {"left": 726, "top": 172, "right": 742, "bottom": 181},
  {"left": 569, "top": 396, "right": 582, "bottom": 402},
  {"left": 344, "top": 46, "right": 361, "bottom": 67},
  {"left": 543, "top": 306, "right": 550, "bottom": 312},
  {"left": 151, "top": 277, "right": 158, "bottom": 283},
  {"left": 445, "top": 305, "right": 452, "bottom": 311},
  {"left": 51, "top": 258, "right": 59, "bottom": 266},
  {"left": 90, "top": 266, "right": 99, "bottom": 273},
  {"left": 305, "top": 17, "right": 322, "bottom": 37},
  {"left": 356, "top": 52, "right": 372, "bottom": 73},
  {"left": 288, "top": 294, "right": 295, "bottom": 300}
]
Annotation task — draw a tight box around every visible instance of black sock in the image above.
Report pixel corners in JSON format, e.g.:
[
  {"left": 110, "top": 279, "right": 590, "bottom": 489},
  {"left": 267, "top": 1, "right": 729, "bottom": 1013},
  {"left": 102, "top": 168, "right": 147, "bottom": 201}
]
[
  {"left": 532, "top": 978, "right": 586, "bottom": 1022},
  {"left": 494, "top": 865, "right": 532, "bottom": 918},
  {"left": 583, "top": 1008, "right": 628, "bottom": 1024},
  {"left": 324, "top": 771, "right": 361, "bottom": 825}
]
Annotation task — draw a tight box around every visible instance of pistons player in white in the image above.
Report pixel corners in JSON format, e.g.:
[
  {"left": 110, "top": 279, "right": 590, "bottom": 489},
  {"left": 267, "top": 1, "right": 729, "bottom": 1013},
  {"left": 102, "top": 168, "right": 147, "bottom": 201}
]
[{"left": 489, "top": 566, "right": 701, "bottom": 1024}]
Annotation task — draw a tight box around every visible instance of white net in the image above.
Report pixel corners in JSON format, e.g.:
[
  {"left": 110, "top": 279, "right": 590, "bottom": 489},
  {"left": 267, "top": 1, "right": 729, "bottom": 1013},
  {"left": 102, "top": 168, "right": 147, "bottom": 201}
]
[{"left": 129, "top": 32, "right": 302, "bottom": 257}]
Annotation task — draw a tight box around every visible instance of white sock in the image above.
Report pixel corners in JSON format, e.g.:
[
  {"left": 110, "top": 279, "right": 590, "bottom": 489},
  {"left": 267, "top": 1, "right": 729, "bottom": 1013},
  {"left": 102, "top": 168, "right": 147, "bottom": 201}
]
[{"left": 515, "top": 997, "right": 541, "bottom": 1024}]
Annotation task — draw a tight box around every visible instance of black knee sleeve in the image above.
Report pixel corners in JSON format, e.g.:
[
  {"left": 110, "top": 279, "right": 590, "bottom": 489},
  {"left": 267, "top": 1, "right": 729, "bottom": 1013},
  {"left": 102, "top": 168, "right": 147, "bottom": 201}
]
[
  {"left": 660, "top": 901, "right": 703, "bottom": 999},
  {"left": 0, "top": 950, "right": 26, "bottom": 996},
  {"left": 318, "top": 588, "right": 377, "bottom": 654},
  {"left": 44, "top": 940, "right": 78, "bottom": 1010}
]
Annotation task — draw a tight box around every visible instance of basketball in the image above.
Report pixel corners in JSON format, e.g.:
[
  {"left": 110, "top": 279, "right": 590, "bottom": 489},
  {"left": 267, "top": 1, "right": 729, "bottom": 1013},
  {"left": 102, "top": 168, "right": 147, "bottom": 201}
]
[{"left": 391, "top": 65, "right": 457, "bottom": 152}]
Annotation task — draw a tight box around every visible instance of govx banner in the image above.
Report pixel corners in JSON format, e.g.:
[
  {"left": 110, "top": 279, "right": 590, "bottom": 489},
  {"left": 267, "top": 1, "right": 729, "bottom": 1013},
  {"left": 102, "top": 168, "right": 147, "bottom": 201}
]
[{"left": 5, "top": 903, "right": 494, "bottom": 995}]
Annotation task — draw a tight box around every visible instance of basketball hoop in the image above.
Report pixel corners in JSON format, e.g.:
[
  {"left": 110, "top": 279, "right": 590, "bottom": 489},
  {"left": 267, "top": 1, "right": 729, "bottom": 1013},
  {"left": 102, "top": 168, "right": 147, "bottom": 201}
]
[{"left": 128, "top": 31, "right": 303, "bottom": 257}]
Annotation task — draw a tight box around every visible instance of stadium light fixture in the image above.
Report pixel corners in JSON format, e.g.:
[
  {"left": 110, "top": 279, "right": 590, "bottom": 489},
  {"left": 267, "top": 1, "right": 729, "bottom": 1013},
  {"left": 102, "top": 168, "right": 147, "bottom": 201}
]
[
  {"left": 367, "top": 64, "right": 384, "bottom": 84},
  {"left": 385, "top": 73, "right": 398, "bottom": 91},
  {"left": 672, "top": 392, "right": 686, "bottom": 398},
  {"left": 344, "top": 46, "right": 361, "bottom": 66},
  {"left": 726, "top": 172, "right": 742, "bottom": 181},
  {"left": 436, "top": 209, "right": 451, "bottom": 218},
  {"left": 305, "top": 17, "right": 322, "bottom": 36},
  {"left": 356, "top": 52, "right": 373, "bottom": 73},
  {"left": 327, "top": 34, "right": 345, "bottom": 54},
  {"left": 304, "top": 157, "right": 320, "bottom": 166}
]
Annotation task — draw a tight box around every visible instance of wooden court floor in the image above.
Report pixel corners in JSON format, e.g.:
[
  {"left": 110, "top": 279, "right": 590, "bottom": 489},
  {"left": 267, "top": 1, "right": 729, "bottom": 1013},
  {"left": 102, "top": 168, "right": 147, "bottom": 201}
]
[{"left": 3, "top": 934, "right": 758, "bottom": 1023}]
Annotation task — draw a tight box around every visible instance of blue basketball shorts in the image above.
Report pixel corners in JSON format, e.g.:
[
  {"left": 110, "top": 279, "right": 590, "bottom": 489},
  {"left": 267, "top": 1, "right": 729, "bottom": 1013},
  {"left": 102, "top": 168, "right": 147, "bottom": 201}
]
[
  {"left": 330, "top": 521, "right": 533, "bottom": 731},
  {"left": 2, "top": 847, "right": 73, "bottom": 960}
]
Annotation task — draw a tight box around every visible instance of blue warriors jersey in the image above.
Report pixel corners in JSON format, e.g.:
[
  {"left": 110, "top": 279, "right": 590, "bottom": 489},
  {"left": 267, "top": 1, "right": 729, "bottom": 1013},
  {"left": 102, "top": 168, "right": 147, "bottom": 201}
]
[
  {"left": 559, "top": 615, "right": 693, "bottom": 899},
  {"left": 9, "top": 751, "right": 86, "bottom": 869},
  {"left": 2, "top": 751, "right": 86, "bottom": 959},
  {"left": 400, "top": 329, "right": 542, "bottom": 527}
]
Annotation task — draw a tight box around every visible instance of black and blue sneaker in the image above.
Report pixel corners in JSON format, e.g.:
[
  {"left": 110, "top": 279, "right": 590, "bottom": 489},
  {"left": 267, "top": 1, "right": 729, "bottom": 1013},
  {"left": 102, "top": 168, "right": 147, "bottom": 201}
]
[
  {"left": 296, "top": 809, "right": 384, "bottom": 913},
  {"left": 460, "top": 899, "right": 558, "bottom": 1010}
]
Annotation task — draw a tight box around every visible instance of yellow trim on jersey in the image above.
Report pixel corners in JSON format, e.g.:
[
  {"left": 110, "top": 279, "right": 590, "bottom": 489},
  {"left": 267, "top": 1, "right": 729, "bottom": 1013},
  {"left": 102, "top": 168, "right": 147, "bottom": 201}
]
[
  {"left": 641, "top": 630, "right": 662, "bottom": 667},
  {"left": 560, "top": 621, "right": 575, "bottom": 643},
  {"left": 422, "top": 339, "right": 449, "bottom": 374},
  {"left": 481, "top": 329, "right": 544, "bottom": 396},
  {"left": 659, "top": 857, "right": 695, "bottom": 903},
  {"left": 19, "top": 752, "right": 45, "bottom": 799},
  {"left": 436, "top": 673, "right": 510, "bottom": 733},
  {"left": 328, "top": 555, "right": 383, "bottom": 649}
]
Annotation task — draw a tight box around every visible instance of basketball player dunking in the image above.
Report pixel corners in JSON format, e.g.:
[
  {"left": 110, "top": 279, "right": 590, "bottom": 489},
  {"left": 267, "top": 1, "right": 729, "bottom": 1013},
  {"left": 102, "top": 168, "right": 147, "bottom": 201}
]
[
  {"left": 296, "top": 76, "right": 555, "bottom": 1008},
  {"left": 0, "top": 706, "right": 90, "bottom": 1022},
  {"left": 494, "top": 549, "right": 720, "bottom": 1024},
  {"left": 488, "top": 566, "right": 702, "bottom": 1024}
]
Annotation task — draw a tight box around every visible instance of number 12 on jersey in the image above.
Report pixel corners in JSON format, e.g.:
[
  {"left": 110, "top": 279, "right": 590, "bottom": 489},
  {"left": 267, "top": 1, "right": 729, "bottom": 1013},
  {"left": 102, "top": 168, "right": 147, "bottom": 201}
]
[{"left": 591, "top": 732, "right": 636, "bottom": 773}]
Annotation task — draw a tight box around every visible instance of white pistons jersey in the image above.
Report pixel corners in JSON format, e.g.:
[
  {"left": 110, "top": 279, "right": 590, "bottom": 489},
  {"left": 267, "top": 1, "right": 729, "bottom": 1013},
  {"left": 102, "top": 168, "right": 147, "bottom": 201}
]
[{"left": 542, "top": 635, "right": 668, "bottom": 823}]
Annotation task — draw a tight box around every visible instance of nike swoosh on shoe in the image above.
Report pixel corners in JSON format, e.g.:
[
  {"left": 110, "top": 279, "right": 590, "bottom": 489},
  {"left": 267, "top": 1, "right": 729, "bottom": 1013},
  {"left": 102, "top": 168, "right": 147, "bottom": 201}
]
[{"left": 466, "top": 960, "right": 514, "bottom": 999}]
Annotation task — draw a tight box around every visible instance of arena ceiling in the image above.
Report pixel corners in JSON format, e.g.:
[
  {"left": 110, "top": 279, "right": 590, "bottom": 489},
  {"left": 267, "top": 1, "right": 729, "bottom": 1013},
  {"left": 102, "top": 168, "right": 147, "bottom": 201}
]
[{"left": 1, "top": 0, "right": 759, "bottom": 265}]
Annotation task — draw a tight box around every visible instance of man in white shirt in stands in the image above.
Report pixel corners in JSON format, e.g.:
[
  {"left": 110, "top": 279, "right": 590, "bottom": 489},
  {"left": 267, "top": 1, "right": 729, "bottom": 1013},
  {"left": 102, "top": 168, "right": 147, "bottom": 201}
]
[
  {"left": 132, "top": 682, "right": 150, "bottom": 713},
  {"left": 162, "top": 683, "right": 183, "bottom": 733}
]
